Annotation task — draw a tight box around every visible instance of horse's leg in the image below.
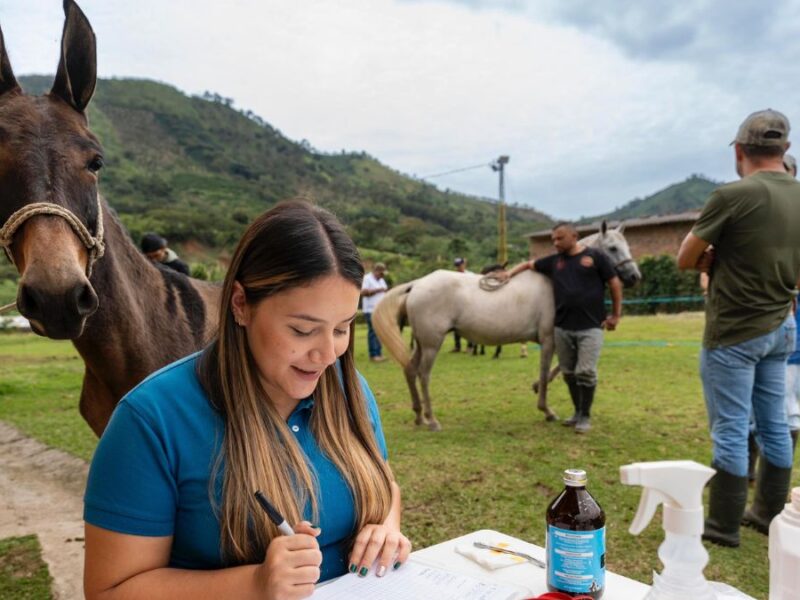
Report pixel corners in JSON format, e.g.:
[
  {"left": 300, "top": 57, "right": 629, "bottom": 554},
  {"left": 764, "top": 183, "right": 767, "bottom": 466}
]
[
  {"left": 536, "top": 333, "right": 558, "bottom": 422},
  {"left": 532, "top": 364, "right": 561, "bottom": 393},
  {"left": 404, "top": 341, "right": 425, "bottom": 426},
  {"left": 79, "top": 369, "right": 118, "bottom": 437},
  {"left": 418, "top": 346, "right": 442, "bottom": 431},
  {"left": 493, "top": 345, "right": 502, "bottom": 359}
]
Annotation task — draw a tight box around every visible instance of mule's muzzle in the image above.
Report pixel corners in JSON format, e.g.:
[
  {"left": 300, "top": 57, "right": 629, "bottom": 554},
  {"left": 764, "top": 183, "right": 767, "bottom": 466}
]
[{"left": 17, "top": 280, "right": 98, "bottom": 339}]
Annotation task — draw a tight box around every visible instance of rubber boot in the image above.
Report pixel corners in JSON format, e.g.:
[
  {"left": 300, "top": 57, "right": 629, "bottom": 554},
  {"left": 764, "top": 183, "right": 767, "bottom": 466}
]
[
  {"left": 702, "top": 465, "right": 749, "bottom": 547},
  {"left": 562, "top": 375, "right": 581, "bottom": 427},
  {"left": 574, "top": 385, "right": 595, "bottom": 434},
  {"left": 747, "top": 431, "right": 759, "bottom": 483},
  {"left": 741, "top": 459, "right": 793, "bottom": 535}
]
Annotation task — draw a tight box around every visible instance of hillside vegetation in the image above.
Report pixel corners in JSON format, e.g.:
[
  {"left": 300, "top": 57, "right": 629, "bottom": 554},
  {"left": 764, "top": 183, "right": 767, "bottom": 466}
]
[
  {"left": 582, "top": 175, "right": 719, "bottom": 223},
  {"left": 17, "top": 76, "right": 552, "bottom": 280}
]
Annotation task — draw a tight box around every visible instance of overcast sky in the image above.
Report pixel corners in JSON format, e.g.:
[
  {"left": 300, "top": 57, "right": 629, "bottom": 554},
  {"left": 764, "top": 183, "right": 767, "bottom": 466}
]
[{"left": 2, "top": 0, "right": 799, "bottom": 218}]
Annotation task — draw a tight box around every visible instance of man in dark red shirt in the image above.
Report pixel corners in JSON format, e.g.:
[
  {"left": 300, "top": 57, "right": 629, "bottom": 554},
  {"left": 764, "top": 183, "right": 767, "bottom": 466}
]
[{"left": 502, "top": 223, "right": 622, "bottom": 433}]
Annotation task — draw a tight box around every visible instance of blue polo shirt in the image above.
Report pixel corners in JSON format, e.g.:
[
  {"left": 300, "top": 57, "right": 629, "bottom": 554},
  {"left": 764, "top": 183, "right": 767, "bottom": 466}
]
[{"left": 84, "top": 353, "right": 388, "bottom": 582}]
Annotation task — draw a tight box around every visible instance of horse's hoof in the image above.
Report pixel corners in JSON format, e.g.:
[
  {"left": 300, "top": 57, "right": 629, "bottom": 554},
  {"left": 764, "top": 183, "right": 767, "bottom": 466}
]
[
  {"left": 545, "top": 414, "right": 559, "bottom": 423},
  {"left": 428, "top": 421, "right": 442, "bottom": 432},
  {"left": 532, "top": 382, "right": 540, "bottom": 393}
]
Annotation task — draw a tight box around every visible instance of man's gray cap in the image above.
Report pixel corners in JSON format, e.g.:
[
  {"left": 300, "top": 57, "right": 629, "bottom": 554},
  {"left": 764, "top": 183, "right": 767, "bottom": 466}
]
[{"left": 732, "top": 109, "right": 790, "bottom": 146}]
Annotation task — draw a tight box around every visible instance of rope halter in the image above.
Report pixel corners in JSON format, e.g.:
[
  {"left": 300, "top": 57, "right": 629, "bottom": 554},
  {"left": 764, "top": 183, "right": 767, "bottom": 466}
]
[{"left": 0, "top": 193, "right": 105, "bottom": 280}]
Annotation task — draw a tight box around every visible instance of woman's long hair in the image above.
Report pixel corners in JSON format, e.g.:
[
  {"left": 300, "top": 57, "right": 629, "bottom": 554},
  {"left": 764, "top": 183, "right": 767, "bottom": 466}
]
[{"left": 197, "top": 200, "right": 393, "bottom": 564}]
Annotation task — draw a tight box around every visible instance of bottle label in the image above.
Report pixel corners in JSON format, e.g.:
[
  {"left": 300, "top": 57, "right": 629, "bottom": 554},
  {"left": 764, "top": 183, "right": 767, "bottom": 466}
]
[{"left": 547, "top": 525, "right": 606, "bottom": 594}]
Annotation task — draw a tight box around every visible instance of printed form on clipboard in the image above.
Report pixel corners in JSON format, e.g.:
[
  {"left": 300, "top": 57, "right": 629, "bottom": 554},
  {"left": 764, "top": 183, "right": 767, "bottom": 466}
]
[{"left": 313, "top": 560, "right": 531, "bottom": 600}]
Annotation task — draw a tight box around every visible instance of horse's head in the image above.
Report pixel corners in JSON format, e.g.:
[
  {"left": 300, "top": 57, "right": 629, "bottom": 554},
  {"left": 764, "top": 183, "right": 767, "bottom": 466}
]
[
  {"left": 591, "top": 221, "right": 641, "bottom": 288},
  {"left": 0, "top": 1, "right": 102, "bottom": 339}
]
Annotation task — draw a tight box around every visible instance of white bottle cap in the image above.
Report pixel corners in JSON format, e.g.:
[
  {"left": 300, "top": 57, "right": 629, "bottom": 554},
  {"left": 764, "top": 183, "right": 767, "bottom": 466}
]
[{"left": 563, "top": 469, "right": 587, "bottom": 487}]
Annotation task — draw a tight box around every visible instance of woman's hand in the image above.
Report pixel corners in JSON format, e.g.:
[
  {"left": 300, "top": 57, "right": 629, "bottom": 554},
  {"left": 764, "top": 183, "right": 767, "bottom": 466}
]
[
  {"left": 256, "top": 522, "right": 321, "bottom": 600},
  {"left": 348, "top": 523, "right": 412, "bottom": 578}
]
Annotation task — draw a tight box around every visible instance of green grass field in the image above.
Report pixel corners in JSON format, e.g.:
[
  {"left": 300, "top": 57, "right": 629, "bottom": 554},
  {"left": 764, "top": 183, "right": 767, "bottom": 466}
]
[
  {"left": 1, "top": 312, "right": 797, "bottom": 599},
  {"left": 0, "top": 536, "right": 52, "bottom": 599}
]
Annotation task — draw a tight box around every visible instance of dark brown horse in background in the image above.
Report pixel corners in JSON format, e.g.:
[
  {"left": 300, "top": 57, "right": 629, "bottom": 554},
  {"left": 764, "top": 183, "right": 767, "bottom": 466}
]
[{"left": 0, "top": 1, "right": 221, "bottom": 436}]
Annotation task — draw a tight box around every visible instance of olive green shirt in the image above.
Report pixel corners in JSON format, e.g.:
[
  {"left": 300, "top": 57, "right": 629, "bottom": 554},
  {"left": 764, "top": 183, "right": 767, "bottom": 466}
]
[{"left": 694, "top": 171, "right": 800, "bottom": 348}]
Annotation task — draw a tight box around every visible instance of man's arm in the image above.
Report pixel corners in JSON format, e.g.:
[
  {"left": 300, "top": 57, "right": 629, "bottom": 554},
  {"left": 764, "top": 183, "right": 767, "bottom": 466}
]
[
  {"left": 497, "top": 259, "right": 534, "bottom": 282},
  {"left": 603, "top": 276, "right": 622, "bottom": 331},
  {"left": 677, "top": 232, "right": 713, "bottom": 272},
  {"left": 360, "top": 276, "right": 377, "bottom": 297}
]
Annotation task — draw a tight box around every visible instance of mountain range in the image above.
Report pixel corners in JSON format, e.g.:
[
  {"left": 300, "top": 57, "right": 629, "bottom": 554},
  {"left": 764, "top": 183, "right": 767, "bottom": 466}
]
[
  {"left": 19, "top": 76, "right": 554, "bottom": 279},
  {"left": 582, "top": 174, "right": 718, "bottom": 223},
  {"left": 13, "top": 76, "right": 719, "bottom": 280}
]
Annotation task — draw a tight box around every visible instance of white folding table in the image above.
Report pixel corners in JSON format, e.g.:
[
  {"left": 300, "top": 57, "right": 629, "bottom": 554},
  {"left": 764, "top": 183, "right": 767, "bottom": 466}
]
[{"left": 409, "top": 529, "right": 651, "bottom": 599}]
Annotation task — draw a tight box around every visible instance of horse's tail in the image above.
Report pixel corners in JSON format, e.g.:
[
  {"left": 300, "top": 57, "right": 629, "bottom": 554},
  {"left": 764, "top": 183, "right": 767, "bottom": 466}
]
[{"left": 372, "top": 281, "right": 414, "bottom": 368}]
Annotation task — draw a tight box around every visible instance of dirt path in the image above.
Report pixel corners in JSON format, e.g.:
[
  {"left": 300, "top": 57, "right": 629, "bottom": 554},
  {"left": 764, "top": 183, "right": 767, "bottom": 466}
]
[{"left": 0, "top": 421, "right": 88, "bottom": 600}]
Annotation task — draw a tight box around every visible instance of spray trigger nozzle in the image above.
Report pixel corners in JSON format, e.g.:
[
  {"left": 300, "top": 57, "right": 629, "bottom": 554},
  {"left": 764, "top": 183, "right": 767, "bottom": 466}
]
[{"left": 629, "top": 487, "right": 669, "bottom": 535}]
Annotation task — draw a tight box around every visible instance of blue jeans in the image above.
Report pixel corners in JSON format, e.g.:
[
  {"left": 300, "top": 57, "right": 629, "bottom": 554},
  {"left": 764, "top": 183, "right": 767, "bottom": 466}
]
[
  {"left": 364, "top": 313, "right": 382, "bottom": 358},
  {"left": 700, "top": 313, "right": 796, "bottom": 477}
]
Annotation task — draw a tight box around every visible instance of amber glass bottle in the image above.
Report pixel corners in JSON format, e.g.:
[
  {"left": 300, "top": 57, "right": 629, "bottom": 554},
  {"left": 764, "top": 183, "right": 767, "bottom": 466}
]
[{"left": 546, "top": 469, "right": 606, "bottom": 599}]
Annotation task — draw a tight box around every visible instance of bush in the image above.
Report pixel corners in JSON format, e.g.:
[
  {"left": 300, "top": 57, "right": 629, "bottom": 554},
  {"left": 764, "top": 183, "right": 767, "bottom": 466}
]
[{"left": 623, "top": 255, "right": 703, "bottom": 314}]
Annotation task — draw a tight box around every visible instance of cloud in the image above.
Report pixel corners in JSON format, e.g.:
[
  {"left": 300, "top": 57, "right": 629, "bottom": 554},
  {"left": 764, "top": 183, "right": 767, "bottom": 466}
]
[
  {"left": 2, "top": 0, "right": 799, "bottom": 219},
  {"left": 540, "top": 2, "right": 777, "bottom": 61},
  {"left": 421, "top": 1, "right": 790, "bottom": 61}
]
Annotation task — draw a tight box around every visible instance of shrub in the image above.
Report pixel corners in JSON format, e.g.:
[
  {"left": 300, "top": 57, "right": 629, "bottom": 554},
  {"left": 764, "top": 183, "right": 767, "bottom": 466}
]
[{"left": 623, "top": 255, "right": 703, "bottom": 314}]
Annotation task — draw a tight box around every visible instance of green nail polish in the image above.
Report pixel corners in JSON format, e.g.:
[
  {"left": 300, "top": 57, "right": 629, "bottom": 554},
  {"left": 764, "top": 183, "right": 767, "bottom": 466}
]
[
  {"left": 348, "top": 563, "right": 357, "bottom": 573},
  {"left": 359, "top": 566, "right": 368, "bottom": 577},
  {"left": 393, "top": 561, "right": 402, "bottom": 570}
]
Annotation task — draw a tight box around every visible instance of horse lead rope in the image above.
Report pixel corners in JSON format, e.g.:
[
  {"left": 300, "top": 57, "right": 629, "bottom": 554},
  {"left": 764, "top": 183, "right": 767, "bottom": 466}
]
[
  {"left": 0, "top": 194, "right": 105, "bottom": 314},
  {"left": 479, "top": 273, "right": 508, "bottom": 291}
]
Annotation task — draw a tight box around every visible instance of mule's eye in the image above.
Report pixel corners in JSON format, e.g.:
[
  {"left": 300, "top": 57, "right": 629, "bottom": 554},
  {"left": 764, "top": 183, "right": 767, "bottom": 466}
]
[
  {"left": 87, "top": 156, "right": 104, "bottom": 173},
  {"left": 609, "top": 246, "right": 618, "bottom": 253}
]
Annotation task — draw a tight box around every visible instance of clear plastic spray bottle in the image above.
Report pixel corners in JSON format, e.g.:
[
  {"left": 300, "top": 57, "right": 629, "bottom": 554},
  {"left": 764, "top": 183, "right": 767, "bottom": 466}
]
[{"left": 620, "top": 460, "right": 716, "bottom": 600}]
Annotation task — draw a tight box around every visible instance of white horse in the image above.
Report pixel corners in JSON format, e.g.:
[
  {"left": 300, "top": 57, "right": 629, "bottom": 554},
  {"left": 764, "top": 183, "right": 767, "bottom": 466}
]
[{"left": 372, "top": 222, "right": 640, "bottom": 431}]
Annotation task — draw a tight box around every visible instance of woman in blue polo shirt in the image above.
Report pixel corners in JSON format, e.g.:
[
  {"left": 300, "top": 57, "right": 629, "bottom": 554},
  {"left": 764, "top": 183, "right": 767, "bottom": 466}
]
[{"left": 83, "top": 201, "right": 411, "bottom": 599}]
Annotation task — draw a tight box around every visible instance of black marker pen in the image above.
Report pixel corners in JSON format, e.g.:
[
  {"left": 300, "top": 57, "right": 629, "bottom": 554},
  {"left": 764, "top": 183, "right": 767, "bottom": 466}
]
[{"left": 254, "top": 490, "right": 295, "bottom": 536}]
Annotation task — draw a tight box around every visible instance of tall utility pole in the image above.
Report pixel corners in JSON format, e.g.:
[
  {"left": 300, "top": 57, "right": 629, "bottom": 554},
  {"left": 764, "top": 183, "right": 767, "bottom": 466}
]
[{"left": 491, "top": 155, "right": 510, "bottom": 264}]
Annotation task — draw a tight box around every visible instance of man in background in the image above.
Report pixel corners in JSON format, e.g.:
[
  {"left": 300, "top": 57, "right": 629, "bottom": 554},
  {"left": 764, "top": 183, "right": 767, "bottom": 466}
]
[
  {"left": 361, "top": 262, "right": 388, "bottom": 362},
  {"left": 501, "top": 223, "right": 623, "bottom": 434},
  {"left": 782, "top": 152, "right": 800, "bottom": 455},
  {"left": 140, "top": 233, "right": 190, "bottom": 275},
  {"left": 784, "top": 152, "right": 797, "bottom": 177},
  {"left": 451, "top": 257, "right": 475, "bottom": 353},
  {"left": 678, "top": 109, "right": 800, "bottom": 547},
  {"left": 746, "top": 151, "right": 800, "bottom": 482}
]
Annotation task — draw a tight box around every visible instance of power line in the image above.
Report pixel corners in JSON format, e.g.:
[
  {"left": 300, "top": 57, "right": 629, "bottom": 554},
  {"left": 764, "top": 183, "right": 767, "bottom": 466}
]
[{"left": 419, "top": 162, "right": 491, "bottom": 180}]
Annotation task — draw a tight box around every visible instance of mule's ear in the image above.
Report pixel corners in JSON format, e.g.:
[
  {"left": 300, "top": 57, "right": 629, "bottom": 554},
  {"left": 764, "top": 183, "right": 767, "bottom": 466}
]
[
  {"left": 0, "top": 24, "right": 20, "bottom": 97},
  {"left": 51, "top": 0, "right": 96, "bottom": 113},
  {"left": 601, "top": 219, "right": 608, "bottom": 235},
  {"left": 617, "top": 222, "right": 626, "bottom": 234}
]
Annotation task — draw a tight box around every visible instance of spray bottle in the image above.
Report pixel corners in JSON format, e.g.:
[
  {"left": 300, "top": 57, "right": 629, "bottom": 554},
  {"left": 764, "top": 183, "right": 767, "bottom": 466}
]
[
  {"left": 620, "top": 460, "right": 716, "bottom": 600},
  {"left": 769, "top": 487, "right": 800, "bottom": 599}
]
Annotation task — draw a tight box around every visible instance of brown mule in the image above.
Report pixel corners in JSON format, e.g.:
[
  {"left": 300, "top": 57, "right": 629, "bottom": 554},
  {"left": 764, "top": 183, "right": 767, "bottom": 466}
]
[{"left": 0, "top": 1, "right": 221, "bottom": 436}]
